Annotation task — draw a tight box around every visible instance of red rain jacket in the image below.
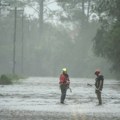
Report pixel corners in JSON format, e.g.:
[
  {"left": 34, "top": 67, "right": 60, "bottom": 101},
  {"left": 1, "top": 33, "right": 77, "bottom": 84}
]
[{"left": 59, "top": 73, "right": 70, "bottom": 85}]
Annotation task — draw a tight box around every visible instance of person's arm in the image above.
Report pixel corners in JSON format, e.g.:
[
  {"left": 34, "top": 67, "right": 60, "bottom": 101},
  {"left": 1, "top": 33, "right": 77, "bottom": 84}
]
[
  {"left": 98, "top": 80, "right": 102, "bottom": 90},
  {"left": 98, "top": 75, "right": 104, "bottom": 91},
  {"left": 95, "top": 78, "right": 97, "bottom": 87},
  {"left": 67, "top": 74, "right": 70, "bottom": 85}
]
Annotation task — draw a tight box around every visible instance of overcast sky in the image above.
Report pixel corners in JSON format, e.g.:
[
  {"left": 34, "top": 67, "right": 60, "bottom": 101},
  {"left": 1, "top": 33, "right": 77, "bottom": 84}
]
[{"left": 24, "top": 1, "right": 61, "bottom": 19}]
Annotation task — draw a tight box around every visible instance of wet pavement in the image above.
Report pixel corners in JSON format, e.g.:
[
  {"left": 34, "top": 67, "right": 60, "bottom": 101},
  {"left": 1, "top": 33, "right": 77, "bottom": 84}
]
[{"left": 0, "top": 77, "right": 120, "bottom": 120}]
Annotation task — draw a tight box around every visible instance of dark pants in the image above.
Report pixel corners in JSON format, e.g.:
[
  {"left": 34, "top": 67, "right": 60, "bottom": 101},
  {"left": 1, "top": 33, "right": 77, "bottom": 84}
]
[
  {"left": 95, "top": 90, "right": 102, "bottom": 105},
  {"left": 60, "top": 84, "right": 67, "bottom": 103}
]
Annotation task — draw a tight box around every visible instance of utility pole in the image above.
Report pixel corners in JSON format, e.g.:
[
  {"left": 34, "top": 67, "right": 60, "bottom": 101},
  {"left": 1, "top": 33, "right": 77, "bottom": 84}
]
[
  {"left": 21, "top": 10, "right": 24, "bottom": 74},
  {"left": 13, "top": 7, "right": 17, "bottom": 75},
  {"left": 10, "top": 4, "right": 24, "bottom": 75}
]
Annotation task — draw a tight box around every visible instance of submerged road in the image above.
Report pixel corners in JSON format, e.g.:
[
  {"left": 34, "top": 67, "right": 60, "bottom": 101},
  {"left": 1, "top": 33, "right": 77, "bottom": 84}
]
[{"left": 0, "top": 77, "right": 120, "bottom": 120}]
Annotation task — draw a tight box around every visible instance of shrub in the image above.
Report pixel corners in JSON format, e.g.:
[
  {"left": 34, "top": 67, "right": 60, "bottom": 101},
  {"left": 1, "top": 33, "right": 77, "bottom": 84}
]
[{"left": 0, "top": 74, "right": 12, "bottom": 85}]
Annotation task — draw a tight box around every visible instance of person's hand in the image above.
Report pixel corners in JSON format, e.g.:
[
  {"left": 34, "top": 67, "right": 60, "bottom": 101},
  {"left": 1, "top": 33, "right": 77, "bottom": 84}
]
[
  {"left": 96, "top": 88, "right": 102, "bottom": 92},
  {"left": 66, "top": 84, "right": 69, "bottom": 89}
]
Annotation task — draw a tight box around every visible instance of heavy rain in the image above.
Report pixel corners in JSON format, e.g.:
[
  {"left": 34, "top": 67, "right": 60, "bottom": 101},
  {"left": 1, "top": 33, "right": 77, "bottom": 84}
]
[{"left": 0, "top": 0, "right": 120, "bottom": 120}]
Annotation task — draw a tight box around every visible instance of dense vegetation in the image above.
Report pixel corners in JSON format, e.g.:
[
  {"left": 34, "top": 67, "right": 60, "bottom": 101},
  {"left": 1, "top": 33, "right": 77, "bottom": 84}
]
[
  {"left": 0, "top": 0, "right": 118, "bottom": 78},
  {"left": 0, "top": 74, "right": 20, "bottom": 85},
  {"left": 93, "top": 0, "right": 120, "bottom": 78}
]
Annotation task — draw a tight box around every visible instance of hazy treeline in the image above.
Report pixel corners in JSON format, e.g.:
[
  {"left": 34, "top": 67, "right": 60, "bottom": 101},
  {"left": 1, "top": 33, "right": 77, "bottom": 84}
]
[
  {"left": 93, "top": 0, "right": 120, "bottom": 79},
  {"left": 0, "top": 0, "right": 116, "bottom": 78}
]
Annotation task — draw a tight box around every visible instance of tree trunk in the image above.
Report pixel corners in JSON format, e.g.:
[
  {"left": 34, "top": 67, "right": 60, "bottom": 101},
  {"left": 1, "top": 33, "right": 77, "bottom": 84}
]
[
  {"left": 82, "top": 0, "right": 85, "bottom": 15},
  {"left": 39, "top": 0, "right": 44, "bottom": 39},
  {"left": 81, "top": 0, "right": 85, "bottom": 29},
  {"left": 87, "top": 0, "right": 91, "bottom": 20}
]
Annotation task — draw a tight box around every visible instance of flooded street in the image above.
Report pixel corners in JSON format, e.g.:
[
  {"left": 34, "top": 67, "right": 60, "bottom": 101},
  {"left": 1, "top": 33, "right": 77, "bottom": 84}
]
[{"left": 0, "top": 77, "right": 120, "bottom": 120}]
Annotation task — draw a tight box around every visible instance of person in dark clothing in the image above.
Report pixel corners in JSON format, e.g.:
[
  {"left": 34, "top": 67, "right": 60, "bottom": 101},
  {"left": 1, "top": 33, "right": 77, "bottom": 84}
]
[
  {"left": 59, "top": 68, "right": 70, "bottom": 104},
  {"left": 94, "top": 69, "right": 104, "bottom": 105}
]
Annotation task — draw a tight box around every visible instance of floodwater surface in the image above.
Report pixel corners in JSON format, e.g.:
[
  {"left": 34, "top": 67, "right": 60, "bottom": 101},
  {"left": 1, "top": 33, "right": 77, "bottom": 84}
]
[{"left": 0, "top": 77, "right": 120, "bottom": 120}]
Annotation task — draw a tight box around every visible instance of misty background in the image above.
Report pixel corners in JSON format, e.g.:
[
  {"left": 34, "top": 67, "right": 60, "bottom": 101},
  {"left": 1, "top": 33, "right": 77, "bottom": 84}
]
[{"left": 0, "top": 0, "right": 119, "bottom": 78}]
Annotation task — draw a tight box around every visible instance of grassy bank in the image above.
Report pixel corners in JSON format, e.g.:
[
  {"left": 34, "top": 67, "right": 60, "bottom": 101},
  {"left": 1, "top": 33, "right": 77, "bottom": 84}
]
[{"left": 0, "top": 74, "right": 21, "bottom": 85}]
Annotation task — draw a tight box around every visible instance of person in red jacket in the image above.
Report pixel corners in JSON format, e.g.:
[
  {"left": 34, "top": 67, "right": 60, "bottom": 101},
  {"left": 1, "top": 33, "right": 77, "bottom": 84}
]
[{"left": 59, "top": 68, "right": 70, "bottom": 104}]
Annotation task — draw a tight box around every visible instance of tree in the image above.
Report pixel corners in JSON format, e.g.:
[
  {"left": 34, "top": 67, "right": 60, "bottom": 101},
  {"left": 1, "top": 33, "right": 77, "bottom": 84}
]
[
  {"left": 56, "top": 0, "right": 103, "bottom": 76},
  {"left": 0, "top": 0, "right": 113, "bottom": 77},
  {"left": 93, "top": 0, "right": 120, "bottom": 78}
]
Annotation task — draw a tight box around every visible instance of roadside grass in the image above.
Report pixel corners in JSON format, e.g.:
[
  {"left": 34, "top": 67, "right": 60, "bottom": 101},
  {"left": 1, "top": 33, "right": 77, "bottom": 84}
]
[{"left": 0, "top": 74, "right": 24, "bottom": 85}]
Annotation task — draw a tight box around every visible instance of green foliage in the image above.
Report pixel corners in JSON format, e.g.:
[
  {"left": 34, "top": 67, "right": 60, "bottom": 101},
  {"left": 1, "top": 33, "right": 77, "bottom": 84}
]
[
  {"left": 0, "top": 0, "right": 114, "bottom": 78},
  {"left": 0, "top": 74, "right": 12, "bottom": 85},
  {"left": 7, "top": 74, "right": 20, "bottom": 81},
  {"left": 57, "top": 0, "right": 89, "bottom": 23},
  {"left": 93, "top": 0, "right": 120, "bottom": 77},
  {"left": 0, "top": 74, "right": 21, "bottom": 85}
]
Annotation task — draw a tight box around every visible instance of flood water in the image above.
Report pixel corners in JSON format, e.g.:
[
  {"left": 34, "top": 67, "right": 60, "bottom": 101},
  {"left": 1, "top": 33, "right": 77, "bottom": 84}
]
[{"left": 0, "top": 77, "right": 120, "bottom": 120}]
